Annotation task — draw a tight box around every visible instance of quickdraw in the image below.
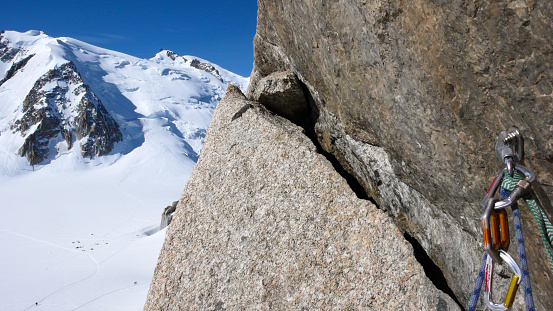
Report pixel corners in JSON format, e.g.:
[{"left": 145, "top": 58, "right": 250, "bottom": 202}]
[
  {"left": 481, "top": 165, "right": 535, "bottom": 264},
  {"left": 468, "top": 127, "right": 549, "bottom": 311},
  {"left": 495, "top": 126, "right": 524, "bottom": 177}
]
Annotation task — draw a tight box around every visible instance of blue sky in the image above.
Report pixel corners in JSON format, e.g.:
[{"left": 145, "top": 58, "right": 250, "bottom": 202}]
[{"left": 1, "top": 1, "right": 258, "bottom": 77}]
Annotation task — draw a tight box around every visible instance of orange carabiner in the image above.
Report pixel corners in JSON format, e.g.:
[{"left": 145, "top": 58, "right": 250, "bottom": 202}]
[
  {"left": 490, "top": 208, "right": 510, "bottom": 251},
  {"left": 482, "top": 198, "right": 510, "bottom": 263}
]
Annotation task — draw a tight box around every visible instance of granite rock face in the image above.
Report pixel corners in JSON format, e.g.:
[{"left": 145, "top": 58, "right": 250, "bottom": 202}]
[
  {"left": 145, "top": 85, "right": 461, "bottom": 310},
  {"left": 249, "top": 0, "right": 553, "bottom": 309},
  {"left": 247, "top": 71, "right": 310, "bottom": 124}
]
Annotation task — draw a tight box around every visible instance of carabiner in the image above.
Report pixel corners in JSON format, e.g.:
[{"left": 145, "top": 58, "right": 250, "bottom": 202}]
[
  {"left": 482, "top": 165, "right": 535, "bottom": 210},
  {"left": 482, "top": 198, "right": 510, "bottom": 263},
  {"left": 484, "top": 250, "right": 521, "bottom": 310}
]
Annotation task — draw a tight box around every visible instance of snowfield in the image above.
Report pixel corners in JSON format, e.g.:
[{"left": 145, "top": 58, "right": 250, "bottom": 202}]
[{"left": 0, "top": 30, "right": 248, "bottom": 310}]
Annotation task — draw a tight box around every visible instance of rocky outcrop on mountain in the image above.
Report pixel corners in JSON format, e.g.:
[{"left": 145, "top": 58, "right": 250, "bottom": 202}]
[
  {"left": 247, "top": 70, "right": 310, "bottom": 125},
  {"left": 0, "top": 54, "right": 34, "bottom": 87},
  {"left": 145, "top": 85, "right": 461, "bottom": 310},
  {"left": 248, "top": 0, "right": 553, "bottom": 309},
  {"left": 190, "top": 58, "right": 224, "bottom": 83},
  {"left": 0, "top": 32, "right": 21, "bottom": 63},
  {"left": 160, "top": 201, "right": 178, "bottom": 230},
  {"left": 156, "top": 49, "right": 225, "bottom": 83},
  {"left": 1, "top": 31, "right": 247, "bottom": 172},
  {"left": 12, "top": 62, "right": 122, "bottom": 164},
  {"left": 161, "top": 49, "right": 180, "bottom": 61}
]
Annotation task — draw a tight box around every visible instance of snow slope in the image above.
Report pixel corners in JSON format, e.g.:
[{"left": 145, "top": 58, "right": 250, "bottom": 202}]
[{"left": 0, "top": 30, "right": 248, "bottom": 310}]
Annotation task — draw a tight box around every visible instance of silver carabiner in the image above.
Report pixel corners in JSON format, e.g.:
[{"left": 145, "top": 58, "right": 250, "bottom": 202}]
[
  {"left": 482, "top": 165, "right": 535, "bottom": 210},
  {"left": 484, "top": 250, "right": 522, "bottom": 310}
]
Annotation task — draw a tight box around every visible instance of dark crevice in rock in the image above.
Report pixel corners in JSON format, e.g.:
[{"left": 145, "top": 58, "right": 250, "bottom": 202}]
[
  {"left": 231, "top": 103, "right": 254, "bottom": 121},
  {"left": 293, "top": 79, "right": 463, "bottom": 308},
  {"left": 250, "top": 71, "right": 311, "bottom": 126},
  {"left": 294, "top": 81, "right": 371, "bottom": 201},
  {"left": 249, "top": 71, "right": 371, "bottom": 201},
  {"left": 312, "top": 130, "right": 371, "bottom": 201},
  {"left": 403, "top": 232, "right": 465, "bottom": 311},
  {"left": 252, "top": 76, "right": 464, "bottom": 306}
]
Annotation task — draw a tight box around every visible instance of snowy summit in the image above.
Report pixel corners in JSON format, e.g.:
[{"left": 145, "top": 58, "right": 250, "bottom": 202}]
[
  {"left": 0, "top": 30, "right": 248, "bottom": 174},
  {"left": 0, "top": 30, "right": 248, "bottom": 310}
]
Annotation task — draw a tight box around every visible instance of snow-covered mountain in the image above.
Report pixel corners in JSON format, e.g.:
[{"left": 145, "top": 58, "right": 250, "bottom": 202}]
[
  {"left": 0, "top": 30, "right": 248, "bottom": 310},
  {"left": 0, "top": 29, "right": 248, "bottom": 174}
]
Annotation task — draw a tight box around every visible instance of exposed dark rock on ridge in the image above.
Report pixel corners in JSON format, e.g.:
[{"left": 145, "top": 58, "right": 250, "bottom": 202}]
[
  {"left": 190, "top": 58, "right": 224, "bottom": 83},
  {"left": 0, "top": 54, "right": 35, "bottom": 86},
  {"left": 249, "top": 0, "right": 553, "bottom": 309},
  {"left": 12, "top": 62, "right": 122, "bottom": 164},
  {"left": 0, "top": 33, "right": 21, "bottom": 63},
  {"left": 160, "top": 201, "right": 178, "bottom": 230},
  {"left": 158, "top": 49, "right": 225, "bottom": 82},
  {"left": 161, "top": 49, "right": 180, "bottom": 61},
  {"left": 145, "top": 84, "right": 461, "bottom": 310}
]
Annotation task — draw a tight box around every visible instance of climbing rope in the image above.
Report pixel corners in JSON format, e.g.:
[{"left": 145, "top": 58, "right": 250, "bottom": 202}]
[
  {"left": 467, "top": 127, "right": 553, "bottom": 310},
  {"left": 468, "top": 253, "right": 488, "bottom": 311},
  {"left": 501, "top": 171, "right": 553, "bottom": 273},
  {"left": 468, "top": 173, "right": 534, "bottom": 311},
  {"left": 499, "top": 187, "right": 534, "bottom": 311}
]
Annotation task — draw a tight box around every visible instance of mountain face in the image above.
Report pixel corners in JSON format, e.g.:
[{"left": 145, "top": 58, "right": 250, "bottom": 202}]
[
  {"left": 12, "top": 61, "right": 123, "bottom": 165},
  {"left": 246, "top": 1, "right": 553, "bottom": 309},
  {"left": 0, "top": 30, "right": 248, "bottom": 173},
  {"left": 0, "top": 30, "right": 248, "bottom": 310}
]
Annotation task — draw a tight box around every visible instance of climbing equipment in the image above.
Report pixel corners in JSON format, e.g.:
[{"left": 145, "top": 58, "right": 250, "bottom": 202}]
[
  {"left": 482, "top": 197, "right": 509, "bottom": 263},
  {"left": 500, "top": 187, "right": 535, "bottom": 310},
  {"left": 483, "top": 165, "right": 535, "bottom": 210},
  {"left": 483, "top": 250, "right": 521, "bottom": 310},
  {"left": 495, "top": 127, "right": 524, "bottom": 177},
  {"left": 468, "top": 252, "right": 488, "bottom": 310},
  {"left": 501, "top": 170, "right": 553, "bottom": 273},
  {"left": 468, "top": 126, "right": 553, "bottom": 311}
]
